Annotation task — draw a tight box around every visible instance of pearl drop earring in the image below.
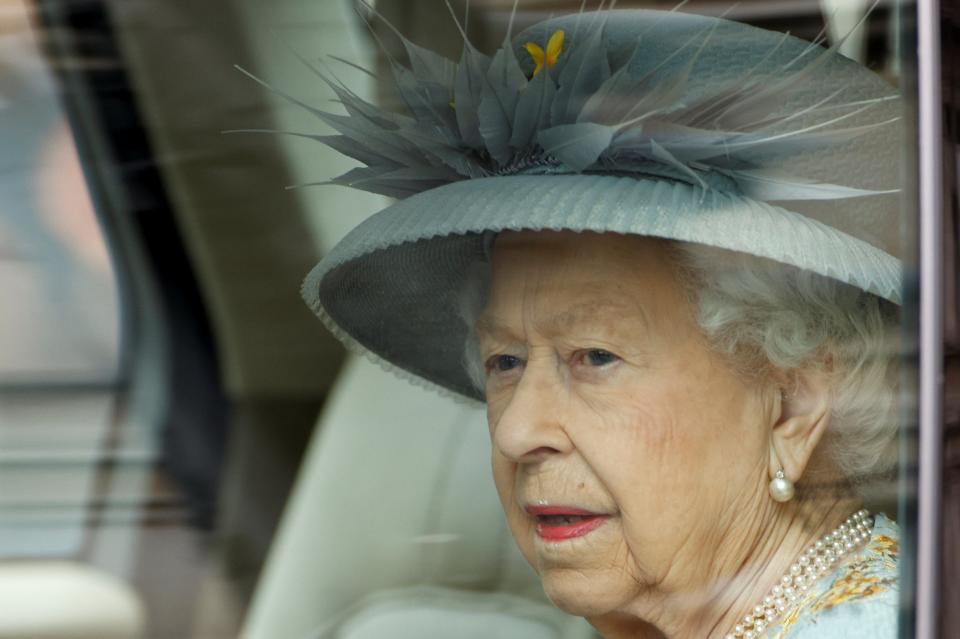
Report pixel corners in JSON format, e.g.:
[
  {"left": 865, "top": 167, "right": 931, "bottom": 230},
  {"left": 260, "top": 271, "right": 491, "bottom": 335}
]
[{"left": 769, "top": 468, "right": 795, "bottom": 502}]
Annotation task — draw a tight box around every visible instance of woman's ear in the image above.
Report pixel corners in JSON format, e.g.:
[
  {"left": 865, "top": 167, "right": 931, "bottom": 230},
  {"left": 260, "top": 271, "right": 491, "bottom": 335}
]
[{"left": 768, "top": 368, "right": 832, "bottom": 484}]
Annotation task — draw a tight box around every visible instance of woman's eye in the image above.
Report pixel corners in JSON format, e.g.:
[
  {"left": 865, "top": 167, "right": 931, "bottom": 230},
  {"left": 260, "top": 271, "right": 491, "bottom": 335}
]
[
  {"left": 486, "top": 354, "right": 523, "bottom": 373},
  {"left": 581, "top": 349, "right": 619, "bottom": 367}
]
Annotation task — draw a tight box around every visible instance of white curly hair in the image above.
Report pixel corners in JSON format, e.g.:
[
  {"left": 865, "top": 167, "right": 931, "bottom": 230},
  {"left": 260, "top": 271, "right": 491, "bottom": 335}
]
[{"left": 459, "top": 238, "right": 901, "bottom": 490}]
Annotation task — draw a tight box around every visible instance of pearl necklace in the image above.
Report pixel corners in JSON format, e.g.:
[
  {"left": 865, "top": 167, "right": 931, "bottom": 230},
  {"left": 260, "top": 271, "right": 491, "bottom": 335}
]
[{"left": 723, "top": 509, "right": 874, "bottom": 639}]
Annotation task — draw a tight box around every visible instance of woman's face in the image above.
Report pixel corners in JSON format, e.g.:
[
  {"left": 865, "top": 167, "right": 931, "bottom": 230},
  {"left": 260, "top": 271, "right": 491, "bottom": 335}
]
[{"left": 476, "top": 231, "right": 775, "bottom": 620}]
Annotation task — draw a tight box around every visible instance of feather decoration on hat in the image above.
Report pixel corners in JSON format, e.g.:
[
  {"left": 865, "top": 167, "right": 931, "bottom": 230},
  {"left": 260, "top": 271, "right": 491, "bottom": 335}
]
[{"left": 233, "top": 0, "right": 898, "bottom": 203}]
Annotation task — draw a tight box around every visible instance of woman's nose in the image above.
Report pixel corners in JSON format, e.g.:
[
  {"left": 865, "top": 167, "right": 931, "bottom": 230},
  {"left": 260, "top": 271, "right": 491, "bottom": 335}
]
[{"left": 491, "top": 361, "right": 573, "bottom": 463}]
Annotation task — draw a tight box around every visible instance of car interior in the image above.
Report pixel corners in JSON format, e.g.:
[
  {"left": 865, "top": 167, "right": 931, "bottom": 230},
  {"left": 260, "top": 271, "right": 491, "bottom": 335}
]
[{"left": 1, "top": 0, "right": 957, "bottom": 637}]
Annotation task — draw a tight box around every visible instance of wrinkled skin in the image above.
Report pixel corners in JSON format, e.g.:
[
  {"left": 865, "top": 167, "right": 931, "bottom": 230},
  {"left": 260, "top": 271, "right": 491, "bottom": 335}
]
[{"left": 474, "top": 230, "right": 854, "bottom": 638}]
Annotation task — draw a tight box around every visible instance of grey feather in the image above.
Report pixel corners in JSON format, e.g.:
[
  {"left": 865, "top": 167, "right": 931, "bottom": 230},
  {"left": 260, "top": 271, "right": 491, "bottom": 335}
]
[
  {"left": 478, "top": 40, "right": 528, "bottom": 164},
  {"left": 231, "top": 130, "right": 403, "bottom": 169},
  {"left": 241, "top": 4, "right": 897, "bottom": 207},
  {"left": 327, "top": 82, "right": 410, "bottom": 130},
  {"left": 404, "top": 38, "right": 457, "bottom": 90},
  {"left": 675, "top": 35, "right": 791, "bottom": 128},
  {"left": 550, "top": 22, "right": 611, "bottom": 125},
  {"left": 355, "top": 0, "right": 455, "bottom": 91},
  {"left": 538, "top": 122, "right": 617, "bottom": 171},
  {"left": 579, "top": 22, "right": 711, "bottom": 125},
  {"left": 717, "top": 114, "right": 898, "bottom": 158},
  {"left": 320, "top": 167, "right": 446, "bottom": 199},
  {"left": 609, "top": 121, "right": 731, "bottom": 162},
  {"left": 327, "top": 55, "right": 378, "bottom": 79},
  {"left": 728, "top": 168, "right": 899, "bottom": 201},
  {"left": 327, "top": 177, "right": 432, "bottom": 199},
  {"left": 314, "top": 134, "right": 404, "bottom": 168},
  {"left": 710, "top": 38, "right": 845, "bottom": 129},
  {"left": 311, "top": 110, "right": 427, "bottom": 167},
  {"left": 454, "top": 43, "right": 493, "bottom": 149},
  {"left": 353, "top": 165, "right": 463, "bottom": 184},
  {"left": 510, "top": 67, "right": 557, "bottom": 148},
  {"left": 576, "top": 35, "right": 644, "bottom": 124},
  {"left": 650, "top": 139, "right": 706, "bottom": 190},
  {"left": 397, "top": 127, "right": 490, "bottom": 178},
  {"left": 391, "top": 64, "right": 459, "bottom": 140},
  {"left": 618, "top": 22, "right": 716, "bottom": 124}
]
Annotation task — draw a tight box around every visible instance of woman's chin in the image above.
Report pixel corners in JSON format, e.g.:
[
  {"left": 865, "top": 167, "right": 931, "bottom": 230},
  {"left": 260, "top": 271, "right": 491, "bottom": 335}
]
[{"left": 539, "top": 567, "right": 638, "bottom": 618}]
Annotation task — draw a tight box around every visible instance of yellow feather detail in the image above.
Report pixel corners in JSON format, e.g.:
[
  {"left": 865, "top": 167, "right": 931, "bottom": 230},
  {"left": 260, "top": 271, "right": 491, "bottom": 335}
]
[
  {"left": 546, "top": 30, "right": 565, "bottom": 67},
  {"left": 524, "top": 42, "right": 545, "bottom": 76}
]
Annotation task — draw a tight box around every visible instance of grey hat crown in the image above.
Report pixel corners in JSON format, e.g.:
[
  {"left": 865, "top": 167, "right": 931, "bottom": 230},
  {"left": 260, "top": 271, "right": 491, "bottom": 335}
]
[
  {"left": 244, "top": 7, "right": 898, "bottom": 207},
  {"left": 244, "top": 7, "right": 905, "bottom": 400}
]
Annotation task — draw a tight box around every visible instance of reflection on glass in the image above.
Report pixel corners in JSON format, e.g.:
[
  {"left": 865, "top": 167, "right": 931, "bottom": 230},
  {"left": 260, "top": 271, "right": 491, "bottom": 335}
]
[
  {"left": 1, "top": 0, "right": 926, "bottom": 638},
  {"left": 0, "top": 1, "right": 136, "bottom": 637},
  {"left": 247, "top": 2, "right": 913, "bottom": 639}
]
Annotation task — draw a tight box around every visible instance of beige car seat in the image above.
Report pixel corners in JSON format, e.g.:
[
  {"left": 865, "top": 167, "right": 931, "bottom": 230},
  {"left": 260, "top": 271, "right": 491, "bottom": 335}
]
[
  {"left": 242, "top": 357, "right": 596, "bottom": 639},
  {"left": 0, "top": 562, "right": 145, "bottom": 639}
]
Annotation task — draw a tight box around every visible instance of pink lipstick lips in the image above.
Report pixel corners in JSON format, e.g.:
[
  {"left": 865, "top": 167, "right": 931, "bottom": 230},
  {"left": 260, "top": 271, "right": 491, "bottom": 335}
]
[{"left": 526, "top": 505, "right": 610, "bottom": 541}]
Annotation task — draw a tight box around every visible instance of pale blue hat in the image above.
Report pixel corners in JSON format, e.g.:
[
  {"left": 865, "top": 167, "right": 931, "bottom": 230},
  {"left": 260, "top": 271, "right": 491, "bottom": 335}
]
[{"left": 270, "top": 8, "right": 902, "bottom": 400}]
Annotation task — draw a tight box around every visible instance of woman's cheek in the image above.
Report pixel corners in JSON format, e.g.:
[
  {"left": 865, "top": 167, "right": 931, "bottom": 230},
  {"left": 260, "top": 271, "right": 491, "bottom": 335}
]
[
  {"left": 579, "top": 393, "right": 683, "bottom": 508},
  {"left": 490, "top": 453, "right": 539, "bottom": 564},
  {"left": 485, "top": 393, "right": 510, "bottom": 436},
  {"left": 576, "top": 382, "right": 674, "bottom": 461}
]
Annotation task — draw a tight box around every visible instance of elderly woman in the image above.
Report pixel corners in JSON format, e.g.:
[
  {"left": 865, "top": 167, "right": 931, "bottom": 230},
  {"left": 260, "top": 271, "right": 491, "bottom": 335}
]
[
  {"left": 286, "top": 6, "right": 902, "bottom": 638},
  {"left": 460, "top": 229, "right": 898, "bottom": 639}
]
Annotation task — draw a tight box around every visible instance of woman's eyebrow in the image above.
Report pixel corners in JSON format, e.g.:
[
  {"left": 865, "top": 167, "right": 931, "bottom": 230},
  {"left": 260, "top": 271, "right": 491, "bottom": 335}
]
[
  {"left": 473, "top": 315, "right": 514, "bottom": 342},
  {"left": 475, "top": 300, "right": 650, "bottom": 341},
  {"left": 539, "top": 300, "right": 649, "bottom": 336}
]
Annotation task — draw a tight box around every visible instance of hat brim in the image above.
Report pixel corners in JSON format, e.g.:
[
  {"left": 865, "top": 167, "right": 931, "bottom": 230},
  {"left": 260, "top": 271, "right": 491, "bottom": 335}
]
[{"left": 303, "top": 174, "right": 901, "bottom": 401}]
